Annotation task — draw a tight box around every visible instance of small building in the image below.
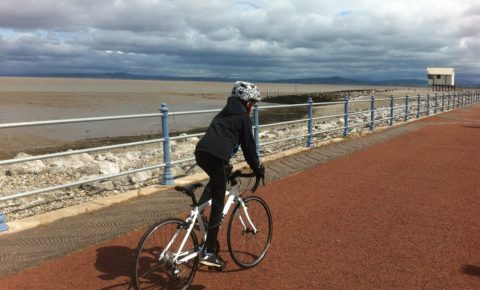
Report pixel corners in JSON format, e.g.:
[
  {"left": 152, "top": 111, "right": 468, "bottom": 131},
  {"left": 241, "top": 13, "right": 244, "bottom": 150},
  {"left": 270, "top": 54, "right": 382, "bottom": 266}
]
[{"left": 427, "top": 67, "right": 455, "bottom": 91}]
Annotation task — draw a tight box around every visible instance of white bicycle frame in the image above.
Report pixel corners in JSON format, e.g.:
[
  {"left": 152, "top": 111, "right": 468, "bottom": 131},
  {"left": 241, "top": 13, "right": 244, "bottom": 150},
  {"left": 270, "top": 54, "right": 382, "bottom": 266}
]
[{"left": 159, "top": 184, "right": 258, "bottom": 264}]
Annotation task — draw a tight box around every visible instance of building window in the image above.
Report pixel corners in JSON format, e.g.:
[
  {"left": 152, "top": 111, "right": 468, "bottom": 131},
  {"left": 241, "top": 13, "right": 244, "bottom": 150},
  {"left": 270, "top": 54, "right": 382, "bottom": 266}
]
[{"left": 437, "top": 75, "right": 441, "bottom": 79}]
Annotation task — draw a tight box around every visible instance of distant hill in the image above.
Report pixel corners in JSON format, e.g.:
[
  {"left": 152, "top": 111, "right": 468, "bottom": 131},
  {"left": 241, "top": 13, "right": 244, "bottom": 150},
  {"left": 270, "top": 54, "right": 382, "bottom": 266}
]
[
  {"left": 14, "top": 72, "right": 237, "bottom": 83},
  {"left": 5, "top": 72, "right": 477, "bottom": 87},
  {"left": 270, "top": 76, "right": 368, "bottom": 85},
  {"left": 271, "top": 76, "right": 428, "bottom": 87}
]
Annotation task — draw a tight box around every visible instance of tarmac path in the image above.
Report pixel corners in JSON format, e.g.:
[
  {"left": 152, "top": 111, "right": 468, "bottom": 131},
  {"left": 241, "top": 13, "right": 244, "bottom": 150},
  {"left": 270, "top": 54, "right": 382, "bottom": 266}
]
[{"left": 0, "top": 105, "right": 479, "bottom": 289}]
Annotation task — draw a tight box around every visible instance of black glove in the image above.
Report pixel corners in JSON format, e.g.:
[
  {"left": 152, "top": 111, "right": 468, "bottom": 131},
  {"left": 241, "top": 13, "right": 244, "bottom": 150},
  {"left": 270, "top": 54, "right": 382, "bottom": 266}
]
[{"left": 254, "top": 163, "right": 265, "bottom": 177}]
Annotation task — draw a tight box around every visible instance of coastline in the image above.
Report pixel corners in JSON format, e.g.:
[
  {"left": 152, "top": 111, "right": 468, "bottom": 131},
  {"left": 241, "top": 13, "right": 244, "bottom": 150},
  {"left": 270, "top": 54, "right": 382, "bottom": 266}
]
[{"left": 0, "top": 86, "right": 442, "bottom": 159}]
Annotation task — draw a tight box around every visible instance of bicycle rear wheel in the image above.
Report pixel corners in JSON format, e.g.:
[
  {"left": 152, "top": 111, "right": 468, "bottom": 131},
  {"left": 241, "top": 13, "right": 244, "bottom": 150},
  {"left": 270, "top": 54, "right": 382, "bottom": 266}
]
[
  {"left": 227, "top": 195, "right": 273, "bottom": 268},
  {"left": 132, "top": 218, "right": 199, "bottom": 290}
]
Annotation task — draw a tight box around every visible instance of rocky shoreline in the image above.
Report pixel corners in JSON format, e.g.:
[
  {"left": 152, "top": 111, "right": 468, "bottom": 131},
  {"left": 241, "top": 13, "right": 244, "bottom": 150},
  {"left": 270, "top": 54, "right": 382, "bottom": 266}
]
[{"left": 0, "top": 88, "right": 470, "bottom": 221}]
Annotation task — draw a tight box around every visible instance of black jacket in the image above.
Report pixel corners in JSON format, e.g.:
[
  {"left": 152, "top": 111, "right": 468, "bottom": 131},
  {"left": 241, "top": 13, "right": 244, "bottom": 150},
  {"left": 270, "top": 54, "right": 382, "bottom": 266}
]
[{"left": 195, "top": 97, "right": 260, "bottom": 171}]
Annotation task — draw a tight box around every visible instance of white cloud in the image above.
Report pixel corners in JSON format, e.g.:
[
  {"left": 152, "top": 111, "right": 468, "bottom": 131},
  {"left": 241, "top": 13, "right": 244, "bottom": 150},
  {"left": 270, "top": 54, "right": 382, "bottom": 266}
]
[{"left": 0, "top": 0, "right": 478, "bottom": 80}]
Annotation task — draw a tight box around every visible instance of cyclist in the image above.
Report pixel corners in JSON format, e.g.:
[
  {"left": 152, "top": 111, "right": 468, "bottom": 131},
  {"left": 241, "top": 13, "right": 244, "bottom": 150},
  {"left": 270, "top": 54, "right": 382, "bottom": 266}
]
[{"left": 195, "top": 81, "right": 265, "bottom": 268}]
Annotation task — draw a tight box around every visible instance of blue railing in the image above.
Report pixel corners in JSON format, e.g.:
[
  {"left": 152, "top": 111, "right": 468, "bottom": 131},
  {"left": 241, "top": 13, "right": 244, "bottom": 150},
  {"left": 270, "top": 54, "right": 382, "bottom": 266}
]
[{"left": 0, "top": 91, "right": 479, "bottom": 232}]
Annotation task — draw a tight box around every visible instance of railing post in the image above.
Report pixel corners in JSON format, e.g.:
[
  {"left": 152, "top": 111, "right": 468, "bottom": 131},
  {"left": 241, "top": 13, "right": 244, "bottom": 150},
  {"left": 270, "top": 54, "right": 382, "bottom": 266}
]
[
  {"left": 0, "top": 213, "right": 8, "bottom": 232},
  {"left": 404, "top": 95, "right": 409, "bottom": 121},
  {"left": 447, "top": 93, "right": 450, "bottom": 110},
  {"left": 416, "top": 94, "right": 421, "bottom": 118},
  {"left": 442, "top": 93, "right": 445, "bottom": 111},
  {"left": 253, "top": 103, "right": 261, "bottom": 156},
  {"left": 434, "top": 93, "right": 438, "bottom": 114},
  {"left": 454, "top": 93, "right": 457, "bottom": 108},
  {"left": 370, "top": 95, "right": 375, "bottom": 130},
  {"left": 306, "top": 97, "right": 314, "bottom": 147},
  {"left": 390, "top": 95, "right": 394, "bottom": 126},
  {"left": 426, "top": 94, "right": 430, "bottom": 116},
  {"left": 343, "top": 97, "right": 349, "bottom": 136},
  {"left": 160, "top": 103, "right": 174, "bottom": 185}
]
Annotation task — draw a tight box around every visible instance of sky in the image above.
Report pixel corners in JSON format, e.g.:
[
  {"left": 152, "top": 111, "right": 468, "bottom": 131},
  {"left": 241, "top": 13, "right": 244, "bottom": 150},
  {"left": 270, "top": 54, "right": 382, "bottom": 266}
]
[{"left": 0, "top": 0, "right": 479, "bottom": 81}]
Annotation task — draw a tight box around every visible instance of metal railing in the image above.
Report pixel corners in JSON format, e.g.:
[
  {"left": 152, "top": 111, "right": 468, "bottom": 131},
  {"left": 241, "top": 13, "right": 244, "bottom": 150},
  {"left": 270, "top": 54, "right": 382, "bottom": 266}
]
[{"left": 0, "top": 91, "right": 479, "bottom": 231}]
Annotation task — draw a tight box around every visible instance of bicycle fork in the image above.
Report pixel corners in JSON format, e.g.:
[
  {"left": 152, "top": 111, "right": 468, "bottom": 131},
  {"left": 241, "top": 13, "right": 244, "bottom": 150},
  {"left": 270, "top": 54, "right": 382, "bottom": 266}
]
[{"left": 237, "top": 199, "right": 258, "bottom": 234}]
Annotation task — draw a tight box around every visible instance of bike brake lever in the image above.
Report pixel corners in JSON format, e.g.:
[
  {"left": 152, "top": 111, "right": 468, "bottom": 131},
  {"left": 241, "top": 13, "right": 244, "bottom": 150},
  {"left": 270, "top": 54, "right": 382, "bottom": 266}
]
[
  {"left": 251, "top": 175, "right": 260, "bottom": 193},
  {"left": 251, "top": 175, "right": 266, "bottom": 193}
]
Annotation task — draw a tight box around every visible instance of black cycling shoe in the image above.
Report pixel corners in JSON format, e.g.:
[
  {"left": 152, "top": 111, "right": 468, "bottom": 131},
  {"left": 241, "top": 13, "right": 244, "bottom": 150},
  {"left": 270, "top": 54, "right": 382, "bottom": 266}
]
[{"left": 199, "top": 252, "right": 225, "bottom": 268}]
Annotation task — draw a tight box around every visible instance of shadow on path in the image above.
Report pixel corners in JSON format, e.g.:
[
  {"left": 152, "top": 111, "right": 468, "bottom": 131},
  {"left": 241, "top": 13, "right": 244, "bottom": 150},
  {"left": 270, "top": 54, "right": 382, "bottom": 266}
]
[
  {"left": 462, "top": 125, "right": 480, "bottom": 129},
  {"left": 95, "top": 246, "right": 135, "bottom": 289},
  {"left": 95, "top": 246, "right": 207, "bottom": 289},
  {"left": 461, "top": 264, "right": 480, "bottom": 277}
]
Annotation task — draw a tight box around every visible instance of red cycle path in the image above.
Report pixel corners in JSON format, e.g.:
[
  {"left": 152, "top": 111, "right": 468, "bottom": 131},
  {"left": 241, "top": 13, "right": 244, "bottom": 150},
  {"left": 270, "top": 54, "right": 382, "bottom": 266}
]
[{"left": 2, "top": 106, "right": 480, "bottom": 289}]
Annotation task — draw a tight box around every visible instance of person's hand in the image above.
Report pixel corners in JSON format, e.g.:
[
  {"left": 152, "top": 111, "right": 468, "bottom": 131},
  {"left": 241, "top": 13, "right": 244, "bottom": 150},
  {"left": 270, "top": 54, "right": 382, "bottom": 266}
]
[{"left": 254, "top": 163, "right": 265, "bottom": 177}]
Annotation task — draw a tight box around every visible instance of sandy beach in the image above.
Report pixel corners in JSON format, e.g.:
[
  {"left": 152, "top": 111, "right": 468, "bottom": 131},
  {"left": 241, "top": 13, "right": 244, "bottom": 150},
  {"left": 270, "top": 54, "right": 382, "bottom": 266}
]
[{"left": 0, "top": 77, "right": 451, "bottom": 158}]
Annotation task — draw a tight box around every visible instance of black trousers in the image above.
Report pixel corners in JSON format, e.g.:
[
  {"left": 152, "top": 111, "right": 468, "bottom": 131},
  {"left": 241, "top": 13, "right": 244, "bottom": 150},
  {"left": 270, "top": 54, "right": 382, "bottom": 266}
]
[{"left": 195, "top": 151, "right": 228, "bottom": 251}]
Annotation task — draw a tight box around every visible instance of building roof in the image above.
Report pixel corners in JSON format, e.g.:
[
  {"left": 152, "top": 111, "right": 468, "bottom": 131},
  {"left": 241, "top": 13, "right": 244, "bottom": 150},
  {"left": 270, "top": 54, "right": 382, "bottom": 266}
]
[{"left": 426, "top": 67, "right": 455, "bottom": 75}]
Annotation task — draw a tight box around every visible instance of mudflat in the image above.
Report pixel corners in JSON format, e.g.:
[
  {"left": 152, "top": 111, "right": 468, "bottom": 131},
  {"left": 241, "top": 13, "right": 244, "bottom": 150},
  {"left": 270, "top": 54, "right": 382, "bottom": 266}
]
[{"left": 0, "top": 77, "right": 431, "bottom": 158}]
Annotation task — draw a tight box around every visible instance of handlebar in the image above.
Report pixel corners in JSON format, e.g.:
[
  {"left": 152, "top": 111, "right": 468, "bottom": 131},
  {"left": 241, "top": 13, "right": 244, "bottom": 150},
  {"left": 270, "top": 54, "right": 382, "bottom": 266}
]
[{"left": 228, "top": 170, "right": 265, "bottom": 193}]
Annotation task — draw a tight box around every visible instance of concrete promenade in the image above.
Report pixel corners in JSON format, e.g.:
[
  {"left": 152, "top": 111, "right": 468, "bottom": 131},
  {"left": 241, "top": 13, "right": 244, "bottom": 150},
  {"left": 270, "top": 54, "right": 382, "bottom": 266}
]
[{"left": 0, "top": 104, "right": 479, "bottom": 289}]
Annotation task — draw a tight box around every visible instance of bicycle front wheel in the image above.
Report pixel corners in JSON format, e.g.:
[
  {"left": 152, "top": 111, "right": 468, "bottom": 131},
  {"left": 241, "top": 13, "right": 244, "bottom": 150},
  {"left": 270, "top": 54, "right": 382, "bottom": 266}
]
[
  {"left": 132, "top": 218, "right": 199, "bottom": 290},
  {"left": 227, "top": 195, "right": 273, "bottom": 268}
]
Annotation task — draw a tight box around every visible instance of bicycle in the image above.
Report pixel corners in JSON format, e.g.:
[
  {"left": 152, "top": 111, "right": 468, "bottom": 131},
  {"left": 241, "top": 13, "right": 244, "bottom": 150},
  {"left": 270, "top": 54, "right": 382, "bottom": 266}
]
[{"left": 132, "top": 167, "right": 273, "bottom": 290}]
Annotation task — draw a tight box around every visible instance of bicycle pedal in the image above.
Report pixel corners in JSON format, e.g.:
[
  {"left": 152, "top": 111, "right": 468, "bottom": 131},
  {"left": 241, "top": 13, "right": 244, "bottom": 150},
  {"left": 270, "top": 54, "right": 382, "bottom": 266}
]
[{"left": 208, "top": 266, "right": 224, "bottom": 271}]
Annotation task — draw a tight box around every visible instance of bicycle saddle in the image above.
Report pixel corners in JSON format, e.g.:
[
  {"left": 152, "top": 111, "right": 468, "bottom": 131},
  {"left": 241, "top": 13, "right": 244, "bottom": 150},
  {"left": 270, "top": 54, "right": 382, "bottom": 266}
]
[{"left": 175, "top": 183, "right": 203, "bottom": 195}]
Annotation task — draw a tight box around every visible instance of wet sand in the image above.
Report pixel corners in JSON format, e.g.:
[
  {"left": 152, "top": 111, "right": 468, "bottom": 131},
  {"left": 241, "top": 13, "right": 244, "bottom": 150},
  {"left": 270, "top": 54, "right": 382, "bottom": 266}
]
[{"left": 0, "top": 77, "right": 426, "bottom": 159}]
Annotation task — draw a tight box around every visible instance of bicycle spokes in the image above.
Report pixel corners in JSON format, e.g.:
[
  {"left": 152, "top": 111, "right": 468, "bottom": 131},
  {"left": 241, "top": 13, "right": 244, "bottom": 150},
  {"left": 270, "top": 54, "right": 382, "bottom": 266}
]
[
  {"left": 133, "top": 219, "right": 199, "bottom": 290},
  {"left": 227, "top": 196, "right": 273, "bottom": 268}
]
